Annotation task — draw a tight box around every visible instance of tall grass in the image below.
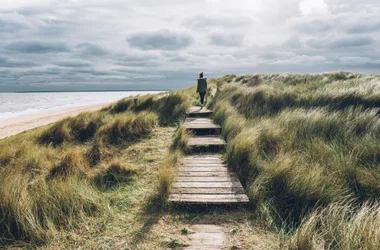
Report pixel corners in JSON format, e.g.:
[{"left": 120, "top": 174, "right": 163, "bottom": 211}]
[
  {"left": 0, "top": 89, "right": 193, "bottom": 244},
  {"left": 212, "top": 73, "right": 380, "bottom": 246},
  {"left": 97, "top": 111, "right": 158, "bottom": 145},
  {"left": 158, "top": 152, "right": 181, "bottom": 202},
  {"left": 288, "top": 202, "right": 380, "bottom": 249}
]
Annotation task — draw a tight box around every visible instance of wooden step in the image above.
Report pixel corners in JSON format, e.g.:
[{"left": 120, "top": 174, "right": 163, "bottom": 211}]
[
  {"left": 169, "top": 194, "right": 249, "bottom": 204},
  {"left": 186, "top": 136, "right": 226, "bottom": 154},
  {"left": 184, "top": 118, "right": 221, "bottom": 135},
  {"left": 187, "top": 107, "right": 213, "bottom": 118}
]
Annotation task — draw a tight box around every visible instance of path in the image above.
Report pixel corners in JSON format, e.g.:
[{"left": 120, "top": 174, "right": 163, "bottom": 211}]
[{"left": 169, "top": 106, "right": 249, "bottom": 204}]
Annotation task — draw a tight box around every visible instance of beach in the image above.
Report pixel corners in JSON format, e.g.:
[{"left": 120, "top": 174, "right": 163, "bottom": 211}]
[{"left": 0, "top": 102, "right": 111, "bottom": 140}]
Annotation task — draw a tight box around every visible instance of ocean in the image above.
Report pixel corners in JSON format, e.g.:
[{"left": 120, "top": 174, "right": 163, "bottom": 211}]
[{"left": 0, "top": 91, "right": 163, "bottom": 120}]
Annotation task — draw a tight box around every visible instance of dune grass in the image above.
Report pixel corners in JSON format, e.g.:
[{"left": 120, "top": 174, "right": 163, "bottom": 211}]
[
  {"left": 0, "top": 90, "right": 193, "bottom": 246},
  {"left": 212, "top": 72, "right": 380, "bottom": 248}
]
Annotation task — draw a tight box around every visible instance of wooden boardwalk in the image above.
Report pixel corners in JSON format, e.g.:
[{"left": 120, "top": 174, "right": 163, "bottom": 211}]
[{"left": 169, "top": 107, "right": 249, "bottom": 205}]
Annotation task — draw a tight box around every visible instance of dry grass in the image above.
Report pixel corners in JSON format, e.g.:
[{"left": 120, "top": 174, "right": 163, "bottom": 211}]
[
  {"left": 212, "top": 72, "right": 380, "bottom": 248},
  {"left": 0, "top": 89, "right": 193, "bottom": 246},
  {"left": 158, "top": 152, "right": 181, "bottom": 202}
]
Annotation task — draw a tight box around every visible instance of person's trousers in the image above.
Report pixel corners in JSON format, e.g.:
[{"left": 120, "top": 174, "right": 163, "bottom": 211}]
[{"left": 199, "top": 92, "right": 206, "bottom": 104}]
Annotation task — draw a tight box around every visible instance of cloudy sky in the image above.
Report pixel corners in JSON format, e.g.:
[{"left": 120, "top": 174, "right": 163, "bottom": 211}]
[{"left": 0, "top": 0, "right": 379, "bottom": 91}]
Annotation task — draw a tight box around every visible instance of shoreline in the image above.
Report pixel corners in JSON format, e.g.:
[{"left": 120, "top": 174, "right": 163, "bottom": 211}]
[{"left": 0, "top": 102, "right": 112, "bottom": 140}]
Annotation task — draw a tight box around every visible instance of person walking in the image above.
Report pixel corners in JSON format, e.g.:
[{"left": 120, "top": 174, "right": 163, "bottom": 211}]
[{"left": 196, "top": 72, "right": 207, "bottom": 108}]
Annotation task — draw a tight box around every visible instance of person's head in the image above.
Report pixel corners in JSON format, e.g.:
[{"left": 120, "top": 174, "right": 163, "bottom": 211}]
[{"left": 199, "top": 72, "right": 204, "bottom": 78}]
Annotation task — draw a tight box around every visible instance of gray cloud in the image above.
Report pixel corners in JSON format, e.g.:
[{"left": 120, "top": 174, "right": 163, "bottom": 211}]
[
  {"left": 183, "top": 15, "right": 253, "bottom": 30},
  {"left": 293, "top": 19, "right": 333, "bottom": 33},
  {"left": 74, "top": 43, "right": 109, "bottom": 57},
  {"left": 307, "top": 36, "right": 374, "bottom": 49},
  {"left": 209, "top": 33, "right": 244, "bottom": 47},
  {"left": 346, "top": 21, "right": 380, "bottom": 34},
  {"left": 53, "top": 60, "right": 92, "bottom": 68},
  {"left": 5, "top": 41, "right": 71, "bottom": 53},
  {"left": 0, "top": 56, "right": 37, "bottom": 68},
  {"left": 127, "top": 30, "right": 193, "bottom": 51}
]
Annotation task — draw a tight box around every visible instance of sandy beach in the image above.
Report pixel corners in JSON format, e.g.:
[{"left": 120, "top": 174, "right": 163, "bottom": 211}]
[{"left": 0, "top": 102, "right": 111, "bottom": 140}]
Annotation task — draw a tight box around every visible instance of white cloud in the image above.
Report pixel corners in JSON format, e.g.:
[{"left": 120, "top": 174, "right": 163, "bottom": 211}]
[{"left": 300, "top": 0, "right": 330, "bottom": 15}]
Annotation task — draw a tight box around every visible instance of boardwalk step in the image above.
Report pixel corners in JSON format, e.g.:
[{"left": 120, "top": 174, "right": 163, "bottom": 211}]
[
  {"left": 169, "top": 107, "right": 249, "bottom": 205},
  {"left": 169, "top": 194, "right": 249, "bottom": 204},
  {"left": 187, "top": 107, "right": 213, "bottom": 118},
  {"left": 186, "top": 136, "right": 226, "bottom": 153},
  {"left": 184, "top": 118, "right": 221, "bottom": 136},
  {"left": 171, "top": 187, "right": 245, "bottom": 194}
]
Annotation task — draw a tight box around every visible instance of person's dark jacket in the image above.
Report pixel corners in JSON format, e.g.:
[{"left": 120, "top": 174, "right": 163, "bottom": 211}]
[{"left": 197, "top": 78, "right": 207, "bottom": 93}]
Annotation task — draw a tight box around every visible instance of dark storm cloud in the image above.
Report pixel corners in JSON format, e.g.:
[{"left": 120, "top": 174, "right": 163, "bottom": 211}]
[
  {"left": 5, "top": 41, "right": 71, "bottom": 53},
  {"left": 307, "top": 36, "right": 374, "bottom": 49},
  {"left": 127, "top": 30, "right": 193, "bottom": 51},
  {"left": 209, "top": 33, "right": 244, "bottom": 47}
]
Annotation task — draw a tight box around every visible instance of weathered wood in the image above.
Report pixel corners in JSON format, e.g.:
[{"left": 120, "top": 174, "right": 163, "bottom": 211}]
[
  {"left": 178, "top": 167, "right": 228, "bottom": 172},
  {"left": 183, "top": 155, "right": 222, "bottom": 159},
  {"left": 172, "top": 182, "right": 243, "bottom": 188},
  {"left": 174, "top": 176, "right": 240, "bottom": 182},
  {"left": 184, "top": 123, "right": 221, "bottom": 129},
  {"left": 187, "top": 107, "right": 214, "bottom": 118},
  {"left": 177, "top": 172, "right": 234, "bottom": 177},
  {"left": 169, "top": 194, "right": 249, "bottom": 203},
  {"left": 185, "top": 118, "right": 215, "bottom": 123},
  {"left": 182, "top": 160, "right": 224, "bottom": 165},
  {"left": 182, "top": 163, "right": 226, "bottom": 167},
  {"left": 169, "top": 110, "right": 249, "bottom": 205},
  {"left": 187, "top": 137, "right": 226, "bottom": 147},
  {"left": 171, "top": 187, "right": 245, "bottom": 194}
]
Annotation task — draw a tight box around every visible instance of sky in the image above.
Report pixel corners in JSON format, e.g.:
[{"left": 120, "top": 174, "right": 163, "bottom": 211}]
[{"left": 0, "top": 0, "right": 379, "bottom": 91}]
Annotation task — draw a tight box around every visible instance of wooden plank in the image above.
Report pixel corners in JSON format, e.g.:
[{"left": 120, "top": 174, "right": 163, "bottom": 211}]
[
  {"left": 185, "top": 118, "right": 215, "bottom": 123},
  {"left": 171, "top": 187, "right": 245, "bottom": 194},
  {"left": 174, "top": 176, "right": 240, "bottom": 182},
  {"left": 177, "top": 172, "right": 234, "bottom": 177},
  {"left": 182, "top": 163, "right": 226, "bottom": 167},
  {"left": 188, "top": 107, "right": 213, "bottom": 114},
  {"left": 182, "top": 160, "right": 224, "bottom": 165},
  {"left": 187, "top": 137, "right": 226, "bottom": 147},
  {"left": 169, "top": 194, "right": 249, "bottom": 203},
  {"left": 184, "top": 124, "right": 221, "bottom": 129},
  {"left": 178, "top": 167, "right": 228, "bottom": 172},
  {"left": 172, "top": 182, "right": 243, "bottom": 188},
  {"left": 183, "top": 155, "right": 222, "bottom": 159}
]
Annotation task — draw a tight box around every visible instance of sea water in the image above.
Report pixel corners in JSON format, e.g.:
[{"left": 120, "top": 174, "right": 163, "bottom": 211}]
[{"left": 0, "top": 91, "right": 162, "bottom": 120}]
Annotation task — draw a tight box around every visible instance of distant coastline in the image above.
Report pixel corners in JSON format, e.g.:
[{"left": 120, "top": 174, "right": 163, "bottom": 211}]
[{"left": 2, "top": 89, "right": 171, "bottom": 93}]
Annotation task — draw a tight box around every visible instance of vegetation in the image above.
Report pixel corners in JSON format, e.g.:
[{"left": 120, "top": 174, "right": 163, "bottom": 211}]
[
  {"left": 213, "top": 72, "right": 380, "bottom": 249},
  {"left": 0, "top": 91, "right": 191, "bottom": 246},
  {"left": 2, "top": 72, "right": 380, "bottom": 249}
]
